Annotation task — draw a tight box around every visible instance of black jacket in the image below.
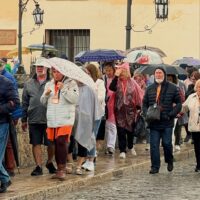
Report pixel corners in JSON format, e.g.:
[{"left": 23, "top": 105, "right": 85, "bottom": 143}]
[
  {"left": 142, "top": 80, "right": 182, "bottom": 129},
  {"left": 0, "top": 75, "right": 20, "bottom": 123}
]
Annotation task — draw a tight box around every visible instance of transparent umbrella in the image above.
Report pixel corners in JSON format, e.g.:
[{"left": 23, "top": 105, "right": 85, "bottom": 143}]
[
  {"left": 172, "top": 57, "right": 200, "bottom": 66},
  {"left": 124, "top": 49, "right": 164, "bottom": 64}
]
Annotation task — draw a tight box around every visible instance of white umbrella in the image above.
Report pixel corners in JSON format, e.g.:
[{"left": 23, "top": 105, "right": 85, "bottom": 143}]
[
  {"left": 46, "top": 57, "right": 95, "bottom": 89},
  {"left": 124, "top": 49, "right": 163, "bottom": 64}
]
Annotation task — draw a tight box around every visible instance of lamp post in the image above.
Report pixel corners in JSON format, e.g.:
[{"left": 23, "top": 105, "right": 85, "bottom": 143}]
[
  {"left": 18, "top": 0, "right": 44, "bottom": 74},
  {"left": 126, "top": 0, "right": 132, "bottom": 50},
  {"left": 125, "top": 0, "right": 169, "bottom": 50}
]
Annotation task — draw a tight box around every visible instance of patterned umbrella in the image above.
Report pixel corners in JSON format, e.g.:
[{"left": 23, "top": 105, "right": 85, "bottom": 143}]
[
  {"left": 124, "top": 49, "right": 163, "bottom": 64},
  {"left": 127, "top": 45, "right": 167, "bottom": 57},
  {"left": 172, "top": 57, "right": 200, "bottom": 66},
  {"left": 74, "top": 49, "right": 125, "bottom": 62},
  {"left": 40, "top": 57, "right": 95, "bottom": 89}
]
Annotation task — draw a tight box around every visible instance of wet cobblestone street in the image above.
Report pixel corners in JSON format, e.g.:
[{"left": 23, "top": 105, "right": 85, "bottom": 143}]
[{"left": 56, "top": 158, "right": 200, "bottom": 200}]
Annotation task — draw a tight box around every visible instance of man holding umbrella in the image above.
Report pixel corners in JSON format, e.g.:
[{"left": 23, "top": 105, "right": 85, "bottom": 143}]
[{"left": 0, "top": 75, "right": 20, "bottom": 193}]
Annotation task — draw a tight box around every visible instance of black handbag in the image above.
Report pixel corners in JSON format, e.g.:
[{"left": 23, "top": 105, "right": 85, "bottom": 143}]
[
  {"left": 133, "top": 114, "right": 146, "bottom": 137},
  {"left": 145, "top": 103, "right": 161, "bottom": 123}
]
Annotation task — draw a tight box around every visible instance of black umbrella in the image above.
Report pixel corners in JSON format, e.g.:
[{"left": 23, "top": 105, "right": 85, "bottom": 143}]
[
  {"left": 135, "top": 64, "right": 187, "bottom": 75},
  {"left": 8, "top": 116, "right": 20, "bottom": 173}
]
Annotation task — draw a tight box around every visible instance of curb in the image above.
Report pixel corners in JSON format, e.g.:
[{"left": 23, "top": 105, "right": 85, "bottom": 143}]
[{"left": 8, "top": 148, "right": 194, "bottom": 200}]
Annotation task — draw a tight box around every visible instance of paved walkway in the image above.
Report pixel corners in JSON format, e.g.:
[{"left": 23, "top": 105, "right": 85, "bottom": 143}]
[
  {"left": 0, "top": 143, "right": 194, "bottom": 200},
  {"left": 57, "top": 157, "right": 199, "bottom": 200}
]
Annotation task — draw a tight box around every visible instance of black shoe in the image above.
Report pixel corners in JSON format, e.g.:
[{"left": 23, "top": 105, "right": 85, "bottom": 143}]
[
  {"left": 195, "top": 167, "right": 200, "bottom": 172},
  {"left": 46, "top": 162, "right": 56, "bottom": 174},
  {"left": 31, "top": 166, "right": 43, "bottom": 176},
  {"left": 184, "top": 135, "right": 191, "bottom": 143},
  {"left": 8, "top": 171, "right": 15, "bottom": 177},
  {"left": 149, "top": 168, "right": 159, "bottom": 174},
  {"left": 167, "top": 162, "right": 174, "bottom": 172},
  {"left": 108, "top": 147, "right": 114, "bottom": 155},
  {"left": 0, "top": 180, "right": 12, "bottom": 193}
]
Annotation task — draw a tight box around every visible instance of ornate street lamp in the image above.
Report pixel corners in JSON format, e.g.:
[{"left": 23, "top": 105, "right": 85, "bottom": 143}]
[
  {"left": 32, "top": 2, "right": 44, "bottom": 25},
  {"left": 18, "top": 0, "right": 44, "bottom": 74},
  {"left": 155, "top": 0, "right": 169, "bottom": 21}
]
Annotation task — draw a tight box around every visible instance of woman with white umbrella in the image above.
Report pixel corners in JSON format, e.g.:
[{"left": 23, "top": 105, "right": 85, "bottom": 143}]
[{"left": 40, "top": 67, "right": 79, "bottom": 180}]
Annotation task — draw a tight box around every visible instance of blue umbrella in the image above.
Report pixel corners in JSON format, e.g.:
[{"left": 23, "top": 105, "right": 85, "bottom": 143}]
[
  {"left": 74, "top": 49, "right": 125, "bottom": 62},
  {"left": 172, "top": 57, "right": 200, "bottom": 66}
]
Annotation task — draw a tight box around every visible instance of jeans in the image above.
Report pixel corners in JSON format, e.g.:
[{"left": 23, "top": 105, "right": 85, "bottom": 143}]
[
  {"left": 87, "top": 120, "right": 101, "bottom": 157},
  {"left": 150, "top": 128, "right": 173, "bottom": 170},
  {"left": 0, "top": 123, "right": 10, "bottom": 184}
]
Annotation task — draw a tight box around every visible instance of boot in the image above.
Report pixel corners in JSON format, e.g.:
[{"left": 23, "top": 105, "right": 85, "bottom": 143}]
[{"left": 52, "top": 164, "right": 66, "bottom": 181}]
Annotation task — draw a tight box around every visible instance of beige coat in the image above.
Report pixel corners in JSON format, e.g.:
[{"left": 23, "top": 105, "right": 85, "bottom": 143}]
[{"left": 182, "top": 92, "right": 200, "bottom": 132}]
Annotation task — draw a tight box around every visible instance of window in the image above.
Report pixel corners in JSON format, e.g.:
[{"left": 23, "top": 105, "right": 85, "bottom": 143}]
[{"left": 45, "top": 29, "right": 90, "bottom": 61}]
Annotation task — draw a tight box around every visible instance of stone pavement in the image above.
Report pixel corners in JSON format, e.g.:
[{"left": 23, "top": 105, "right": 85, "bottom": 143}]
[{"left": 0, "top": 143, "right": 194, "bottom": 200}]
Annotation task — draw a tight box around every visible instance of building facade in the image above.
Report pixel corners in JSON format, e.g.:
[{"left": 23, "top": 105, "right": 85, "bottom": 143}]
[{"left": 0, "top": 0, "right": 199, "bottom": 73}]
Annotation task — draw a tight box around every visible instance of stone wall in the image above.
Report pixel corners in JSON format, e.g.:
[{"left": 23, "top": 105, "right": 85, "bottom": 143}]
[{"left": 16, "top": 123, "right": 47, "bottom": 168}]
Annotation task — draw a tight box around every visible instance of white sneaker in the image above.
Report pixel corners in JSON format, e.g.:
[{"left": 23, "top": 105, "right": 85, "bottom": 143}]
[
  {"left": 81, "top": 160, "right": 89, "bottom": 169},
  {"left": 175, "top": 145, "right": 181, "bottom": 151},
  {"left": 119, "top": 152, "right": 126, "bottom": 159},
  {"left": 130, "top": 147, "right": 137, "bottom": 156},
  {"left": 85, "top": 161, "right": 95, "bottom": 171}
]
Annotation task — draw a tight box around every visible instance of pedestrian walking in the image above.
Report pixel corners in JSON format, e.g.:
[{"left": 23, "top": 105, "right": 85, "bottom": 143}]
[
  {"left": 81, "top": 64, "right": 105, "bottom": 171},
  {"left": 109, "top": 62, "right": 143, "bottom": 159},
  {"left": 21, "top": 58, "right": 56, "bottom": 176},
  {"left": 103, "top": 62, "right": 117, "bottom": 155},
  {"left": 72, "top": 81, "right": 98, "bottom": 175},
  {"left": 41, "top": 67, "right": 79, "bottom": 180},
  {"left": 182, "top": 79, "right": 200, "bottom": 172},
  {"left": 0, "top": 58, "right": 18, "bottom": 176},
  {"left": 0, "top": 75, "right": 20, "bottom": 193},
  {"left": 142, "top": 67, "right": 182, "bottom": 174}
]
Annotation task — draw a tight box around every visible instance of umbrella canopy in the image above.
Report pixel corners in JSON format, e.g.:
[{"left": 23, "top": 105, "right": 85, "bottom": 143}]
[
  {"left": 135, "top": 64, "right": 187, "bottom": 75},
  {"left": 127, "top": 45, "right": 167, "bottom": 57},
  {"left": 27, "top": 44, "right": 58, "bottom": 52},
  {"left": 172, "top": 57, "right": 200, "bottom": 66},
  {"left": 124, "top": 49, "right": 164, "bottom": 64},
  {"left": 7, "top": 47, "right": 30, "bottom": 57},
  {"left": 41, "top": 57, "right": 96, "bottom": 89},
  {"left": 74, "top": 49, "right": 125, "bottom": 62}
]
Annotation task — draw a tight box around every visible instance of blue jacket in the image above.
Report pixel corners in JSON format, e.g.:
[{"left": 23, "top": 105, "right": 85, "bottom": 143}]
[
  {"left": 0, "top": 75, "right": 20, "bottom": 123},
  {"left": 0, "top": 68, "right": 18, "bottom": 90}
]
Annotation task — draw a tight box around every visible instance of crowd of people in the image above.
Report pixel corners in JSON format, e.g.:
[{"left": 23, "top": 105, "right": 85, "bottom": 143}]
[{"left": 0, "top": 56, "right": 200, "bottom": 193}]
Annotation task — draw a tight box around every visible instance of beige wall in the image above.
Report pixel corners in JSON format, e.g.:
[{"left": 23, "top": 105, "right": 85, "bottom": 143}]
[{"left": 0, "top": 0, "right": 199, "bottom": 72}]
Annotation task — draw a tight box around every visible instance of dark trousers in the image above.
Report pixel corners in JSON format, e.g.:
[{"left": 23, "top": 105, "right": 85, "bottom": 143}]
[
  {"left": 150, "top": 128, "right": 173, "bottom": 170},
  {"left": 192, "top": 132, "right": 200, "bottom": 168},
  {"left": 77, "top": 143, "right": 87, "bottom": 158},
  {"left": 55, "top": 135, "right": 67, "bottom": 165},
  {"left": 174, "top": 122, "right": 182, "bottom": 145},
  {"left": 117, "top": 127, "right": 133, "bottom": 153}
]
